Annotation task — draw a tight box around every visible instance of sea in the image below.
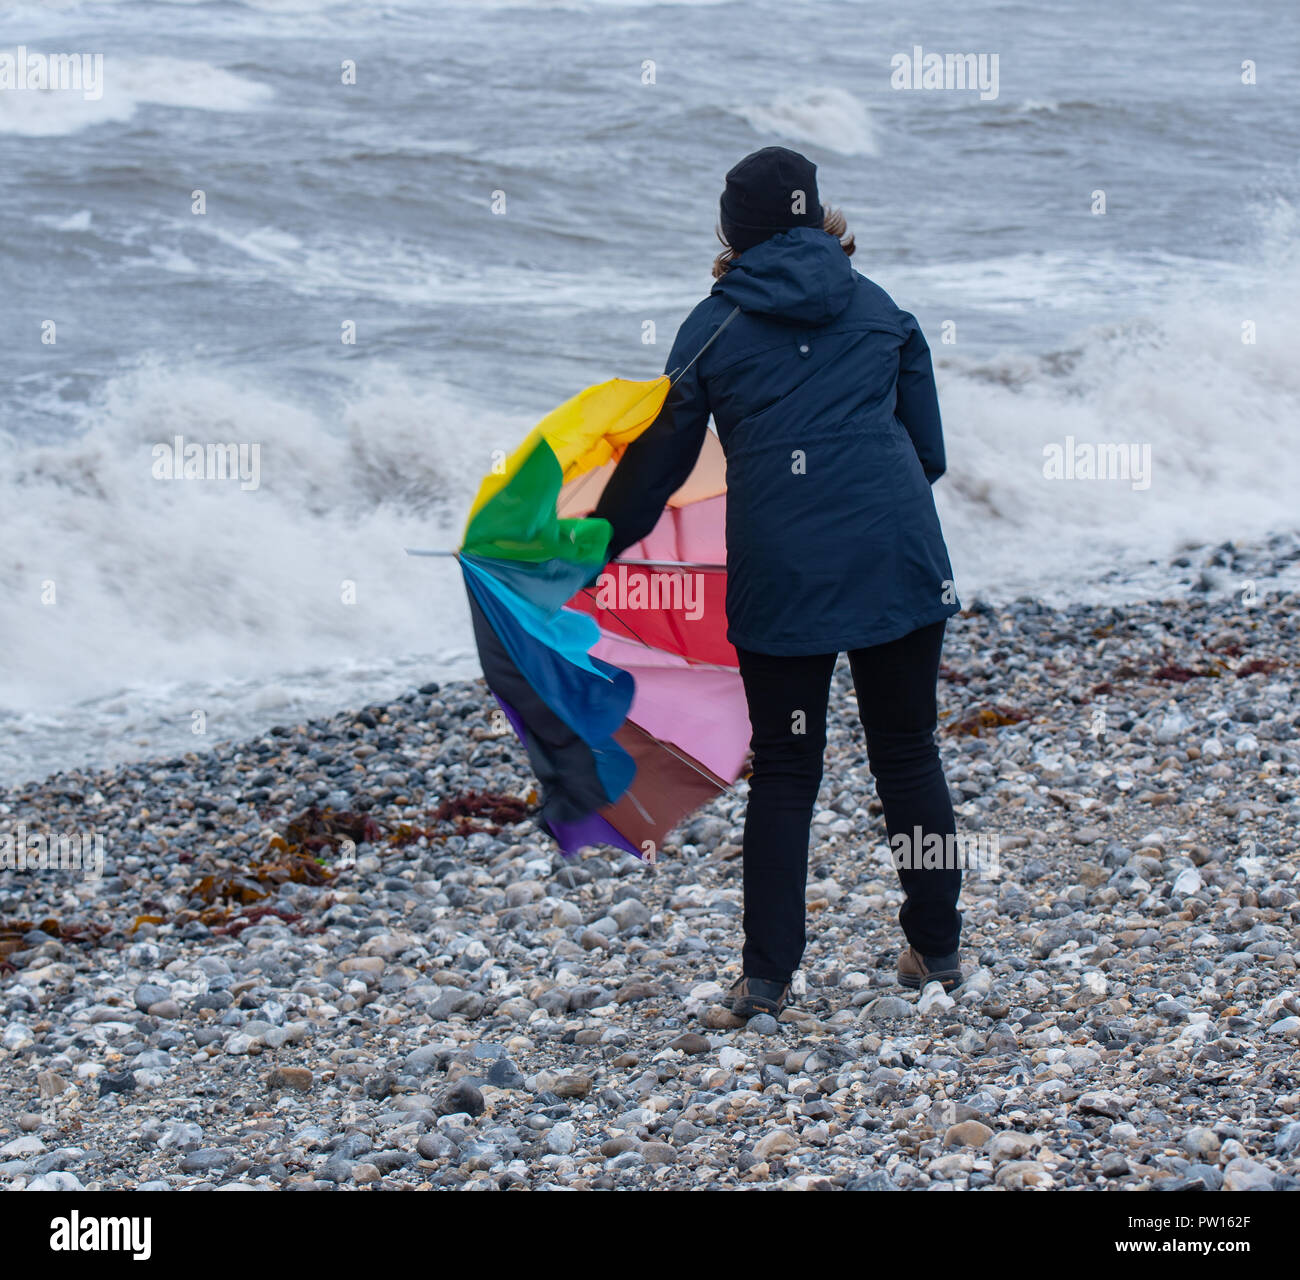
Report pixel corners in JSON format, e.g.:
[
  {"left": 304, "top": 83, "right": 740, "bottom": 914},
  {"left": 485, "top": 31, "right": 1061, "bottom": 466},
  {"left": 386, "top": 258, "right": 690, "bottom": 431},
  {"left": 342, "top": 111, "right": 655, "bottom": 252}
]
[{"left": 2, "top": 0, "right": 1298, "bottom": 783}]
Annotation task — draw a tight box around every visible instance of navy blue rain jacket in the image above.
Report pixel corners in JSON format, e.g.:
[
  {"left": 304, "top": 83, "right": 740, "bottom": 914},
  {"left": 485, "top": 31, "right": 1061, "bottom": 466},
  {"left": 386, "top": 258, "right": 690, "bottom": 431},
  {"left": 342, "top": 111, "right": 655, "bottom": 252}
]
[{"left": 593, "top": 226, "right": 959, "bottom": 656}]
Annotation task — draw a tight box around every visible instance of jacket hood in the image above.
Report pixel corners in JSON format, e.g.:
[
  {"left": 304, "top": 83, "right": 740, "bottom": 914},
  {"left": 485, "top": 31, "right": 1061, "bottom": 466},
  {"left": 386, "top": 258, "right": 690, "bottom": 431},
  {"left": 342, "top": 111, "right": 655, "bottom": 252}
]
[{"left": 711, "top": 226, "right": 856, "bottom": 326}]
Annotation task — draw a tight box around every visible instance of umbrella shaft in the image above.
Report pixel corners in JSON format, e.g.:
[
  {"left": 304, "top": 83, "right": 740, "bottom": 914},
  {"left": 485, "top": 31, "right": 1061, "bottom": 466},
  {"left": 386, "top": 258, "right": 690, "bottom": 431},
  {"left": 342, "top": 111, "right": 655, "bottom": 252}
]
[{"left": 406, "top": 549, "right": 724, "bottom": 570}]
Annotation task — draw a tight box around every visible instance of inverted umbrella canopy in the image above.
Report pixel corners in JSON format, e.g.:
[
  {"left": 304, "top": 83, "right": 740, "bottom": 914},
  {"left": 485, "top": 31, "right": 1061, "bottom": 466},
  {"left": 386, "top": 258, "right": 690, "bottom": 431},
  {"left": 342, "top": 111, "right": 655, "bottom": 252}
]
[{"left": 457, "top": 376, "right": 750, "bottom": 860}]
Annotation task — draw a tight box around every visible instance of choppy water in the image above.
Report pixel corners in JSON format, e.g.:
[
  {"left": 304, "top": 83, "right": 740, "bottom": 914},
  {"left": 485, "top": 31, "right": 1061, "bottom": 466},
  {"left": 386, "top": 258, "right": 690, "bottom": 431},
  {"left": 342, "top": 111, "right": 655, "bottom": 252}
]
[{"left": 2, "top": 0, "right": 1298, "bottom": 782}]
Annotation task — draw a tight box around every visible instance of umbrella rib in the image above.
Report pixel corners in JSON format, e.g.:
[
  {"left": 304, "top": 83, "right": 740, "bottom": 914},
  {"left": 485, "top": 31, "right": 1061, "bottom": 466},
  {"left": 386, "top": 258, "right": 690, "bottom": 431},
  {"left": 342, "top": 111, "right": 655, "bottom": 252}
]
[
  {"left": 623, "top": 719, "right": 738, "bottom": 799},
  {"left": 559, "top": 465, "right": 603, "bottom": 513},
  {"left": 612, "top": 559, "right": 726, "bottom": 570},
  {"left": 581, "top": 590, "right": 736, "bottom": 671},
  {"left": 576, "top": 585, "right": 657, "bottom": 648},
  {"left": 622, "top": 787, "right": 654, "bottom": 823},
  {"left": 576, "top": 589, "right": 739, "bottom": 673},
  {"left": 561, "top": 305, "right": 738, "bottom": 519},
  {"left": 557, "top": 371, "right": 684, "bottom": 515}
]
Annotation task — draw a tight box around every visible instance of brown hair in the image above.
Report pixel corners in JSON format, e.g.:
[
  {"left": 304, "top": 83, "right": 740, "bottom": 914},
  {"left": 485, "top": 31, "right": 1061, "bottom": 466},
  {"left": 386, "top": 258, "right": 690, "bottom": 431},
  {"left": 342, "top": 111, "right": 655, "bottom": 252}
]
[{"left": 712, "top": 204, "right": 856, "bottom": 280}]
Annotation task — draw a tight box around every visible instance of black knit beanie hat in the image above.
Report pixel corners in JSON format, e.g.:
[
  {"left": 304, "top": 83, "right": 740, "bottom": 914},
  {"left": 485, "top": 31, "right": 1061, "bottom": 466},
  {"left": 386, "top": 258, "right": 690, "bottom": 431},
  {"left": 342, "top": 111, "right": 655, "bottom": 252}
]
[{"left": 719, "top": 146, "right": 822, "bottom": 253}]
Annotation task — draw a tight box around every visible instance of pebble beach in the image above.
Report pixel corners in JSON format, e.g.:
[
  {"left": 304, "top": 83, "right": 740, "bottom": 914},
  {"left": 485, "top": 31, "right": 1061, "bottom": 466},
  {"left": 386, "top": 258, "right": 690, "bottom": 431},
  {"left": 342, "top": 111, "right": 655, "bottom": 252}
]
[{"left": 2, "top": 535, "right": 1299, "bottom": 1193}]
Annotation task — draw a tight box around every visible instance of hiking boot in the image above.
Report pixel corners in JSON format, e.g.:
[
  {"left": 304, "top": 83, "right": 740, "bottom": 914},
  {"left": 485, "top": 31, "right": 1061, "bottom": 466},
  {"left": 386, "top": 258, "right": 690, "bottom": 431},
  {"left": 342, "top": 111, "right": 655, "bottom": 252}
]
[
  {"left": 721, "top": 976, "right": 790, "bottom": 1019},
  {"left": 897, "top": 945, "right": 963, "bottom": 992}
]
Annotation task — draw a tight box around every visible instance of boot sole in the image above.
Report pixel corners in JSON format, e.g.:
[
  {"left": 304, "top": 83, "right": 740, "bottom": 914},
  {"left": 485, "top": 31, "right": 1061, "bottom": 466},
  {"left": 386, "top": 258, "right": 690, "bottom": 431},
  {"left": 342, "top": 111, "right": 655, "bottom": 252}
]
[
  {"left": 732, "top": 998, "right": 785, "bottom": 1019},
  {"left": 898, "top": 970, "right": 962, "bottom": 992}
]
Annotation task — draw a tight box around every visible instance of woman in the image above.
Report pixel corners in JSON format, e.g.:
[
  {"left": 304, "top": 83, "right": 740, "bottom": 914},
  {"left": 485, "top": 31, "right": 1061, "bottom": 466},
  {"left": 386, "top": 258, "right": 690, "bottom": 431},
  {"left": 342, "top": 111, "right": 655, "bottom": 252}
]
[{"left": 592, "top": 146, "right": 964, "bottom": 1020}]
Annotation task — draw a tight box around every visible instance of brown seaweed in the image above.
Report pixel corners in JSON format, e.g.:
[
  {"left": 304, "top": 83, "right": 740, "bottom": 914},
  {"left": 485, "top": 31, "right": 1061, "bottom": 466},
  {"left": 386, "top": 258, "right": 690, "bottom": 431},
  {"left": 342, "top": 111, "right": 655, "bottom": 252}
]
[
  {"left": 1236, "top": 657, "right": 1285, "bottom": 676},
  {"left": 943, "top": 704, "right": 1030, "bottom": 737},
  {"left": 388, "top": 789, "right": 536, "bottom": 845}
]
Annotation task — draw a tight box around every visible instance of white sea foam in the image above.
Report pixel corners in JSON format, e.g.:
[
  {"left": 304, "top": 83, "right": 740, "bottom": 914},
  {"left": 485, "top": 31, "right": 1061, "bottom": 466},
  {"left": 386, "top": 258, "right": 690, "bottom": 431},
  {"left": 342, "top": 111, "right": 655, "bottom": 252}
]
[
  {"left": 427, "top": 0, "right": 732, "bottom": 7},
  {"left": 0, "top": 363, "right": 504, "bottom": 717},
  {"left": 933, "top": 230, "right": 1300, "bottom": 604},
  {"left": 0, "top": 54, "right": 272, "bottom": 136},
  {"left": 0, "top": 357, "right": 521, "bottom": 779},
  {"left": 37, "top": 209, "right": 94, "bottom": 232},
  {"left": 732, "top": 87, "right": 878, "bottom": 157},
  {"left": 877, "top": 248, "right": 1238, "bottom": 316},
  {"left": 152, "top": 219, "right": 689, "bottom": 311}
]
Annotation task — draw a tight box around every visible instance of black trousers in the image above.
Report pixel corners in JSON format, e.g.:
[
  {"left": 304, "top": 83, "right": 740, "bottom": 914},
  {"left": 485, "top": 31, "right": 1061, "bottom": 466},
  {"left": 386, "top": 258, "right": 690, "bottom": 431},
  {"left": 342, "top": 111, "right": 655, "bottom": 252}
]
[{"left": 735, "top": 619, "right": 962, "bottom": 982}]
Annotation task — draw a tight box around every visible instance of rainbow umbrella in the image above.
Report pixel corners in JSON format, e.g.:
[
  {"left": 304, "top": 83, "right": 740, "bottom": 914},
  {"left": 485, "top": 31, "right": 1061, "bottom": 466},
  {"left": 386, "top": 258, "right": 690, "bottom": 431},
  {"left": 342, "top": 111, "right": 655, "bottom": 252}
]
[{"left": 442, "top": 370, "right": 750, "bottom": 860}]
